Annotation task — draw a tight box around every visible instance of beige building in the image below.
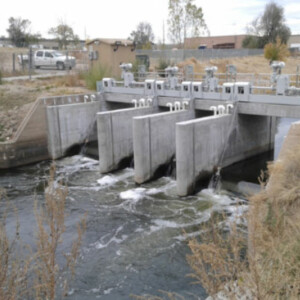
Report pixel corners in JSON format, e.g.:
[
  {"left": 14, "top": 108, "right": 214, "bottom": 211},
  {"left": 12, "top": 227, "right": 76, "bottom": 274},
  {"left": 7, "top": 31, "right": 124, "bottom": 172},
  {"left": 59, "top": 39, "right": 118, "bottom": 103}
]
[
  {"left": 185, "top": 34, "right": 300, "bottom": 50},
  {"left": 184, "top": 35, "right": 247, "bottom": 49},
  {"left": 288, "top": 35, "right": 300, "bottom": 48},
  {"left": 86, "top": 38, "right": 136, "bottom": 78}
]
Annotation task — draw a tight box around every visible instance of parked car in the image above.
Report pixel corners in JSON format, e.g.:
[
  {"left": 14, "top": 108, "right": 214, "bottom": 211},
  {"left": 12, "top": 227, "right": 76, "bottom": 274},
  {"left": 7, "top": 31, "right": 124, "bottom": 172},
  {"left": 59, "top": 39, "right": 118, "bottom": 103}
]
[{"left": 17, "top": 50, "right": 76, "bottom": 70}]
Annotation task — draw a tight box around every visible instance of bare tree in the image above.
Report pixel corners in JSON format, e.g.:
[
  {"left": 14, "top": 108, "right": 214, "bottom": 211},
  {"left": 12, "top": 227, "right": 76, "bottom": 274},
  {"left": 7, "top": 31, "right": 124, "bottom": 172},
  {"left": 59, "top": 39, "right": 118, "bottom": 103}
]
[
  {"left": 48, "top": 20, "right": 79, "bottom": 49},
  {"left": 260, "top": 2, "right": 291, "bottom": 44},
  {"left": 243, "top": 1, "right": 291, "bottom": 49},
  {"left": 167, "top": 0, "right": 208, "bottom": 47},
  {"left": 7, "top": 17, "right": 40, "bottom": 47}
]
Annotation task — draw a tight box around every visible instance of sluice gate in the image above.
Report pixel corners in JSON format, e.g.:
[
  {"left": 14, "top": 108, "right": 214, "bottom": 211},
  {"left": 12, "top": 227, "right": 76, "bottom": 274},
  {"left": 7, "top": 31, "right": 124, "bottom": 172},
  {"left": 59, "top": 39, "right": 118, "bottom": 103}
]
[{"left": 2, "top": 62, "right": 300, "bottom": 195}]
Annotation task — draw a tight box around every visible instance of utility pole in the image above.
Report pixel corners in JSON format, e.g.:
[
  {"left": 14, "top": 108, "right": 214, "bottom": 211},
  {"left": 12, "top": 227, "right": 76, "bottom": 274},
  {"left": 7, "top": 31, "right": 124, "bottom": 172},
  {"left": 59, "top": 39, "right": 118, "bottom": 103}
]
[{"left": 163, "top": 20, "right": 165, "bottom": 46}]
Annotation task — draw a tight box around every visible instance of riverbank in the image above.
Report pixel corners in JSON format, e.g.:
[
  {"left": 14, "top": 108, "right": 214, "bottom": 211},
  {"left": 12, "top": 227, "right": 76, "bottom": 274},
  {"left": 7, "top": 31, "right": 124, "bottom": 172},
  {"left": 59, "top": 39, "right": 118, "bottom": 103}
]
[
  {"left": 0, "top": 75, "right": 91, "bottom": 141},
  {"left": 185, "top": 121, "right": 300, "bottom": 299}
]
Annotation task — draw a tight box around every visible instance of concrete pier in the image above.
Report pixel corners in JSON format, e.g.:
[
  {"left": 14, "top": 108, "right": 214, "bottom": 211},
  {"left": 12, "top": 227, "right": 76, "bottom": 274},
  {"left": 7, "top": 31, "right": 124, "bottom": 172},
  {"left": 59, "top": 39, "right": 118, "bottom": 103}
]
[
  {"left": 97, "top": 107, "right": 158, "bottom": 173},
  {"left": 46, "top": 95, "right": 132, "bottom": 160},
  {"left": 47, "top": 101, "right": 102, "bottom": 159},
  {"left": 133, "top": 110, "right": 195, "bottom": 184},
  {"left": 176, "top": 113, "right": 276, "bottom": 196}
]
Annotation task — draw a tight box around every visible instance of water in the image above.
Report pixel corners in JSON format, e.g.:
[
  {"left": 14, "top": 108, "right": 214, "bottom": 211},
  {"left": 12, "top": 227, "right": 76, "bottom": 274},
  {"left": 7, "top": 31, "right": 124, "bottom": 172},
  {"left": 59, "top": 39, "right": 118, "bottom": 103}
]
[
  {"left": 0, "top": 117, "right": 297, "bottom": 299},
  {"left": 0, "top": 155, "right": 247, "bottom": 299}
]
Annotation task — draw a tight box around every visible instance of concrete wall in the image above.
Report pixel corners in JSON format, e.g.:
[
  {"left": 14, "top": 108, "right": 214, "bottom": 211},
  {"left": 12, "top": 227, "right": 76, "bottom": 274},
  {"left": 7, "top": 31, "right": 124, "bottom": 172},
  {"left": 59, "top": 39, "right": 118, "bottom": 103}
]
[
  {"left": 133, "top": 110, "right": 195, "bottom": 184},
  {"left": 0, "top": 93, "right": 98, "bottom": 169},
  {"left": 47, "top": 101, "right": 101, "bottom": 159},
  {"left": 0, "top": 99, "right": 49, "bottom": 168},
  {"left": 176, "top": 113, "right": 276, "bottom": 196},
  {"left": 97, "top": 107, "right": 158, "bottom": 173},
  {"left": 276, "top": 120, "right": 300, "bottom": 159},
  {"left": 268, "top": 120, "right": 300, "bottom": 189}
]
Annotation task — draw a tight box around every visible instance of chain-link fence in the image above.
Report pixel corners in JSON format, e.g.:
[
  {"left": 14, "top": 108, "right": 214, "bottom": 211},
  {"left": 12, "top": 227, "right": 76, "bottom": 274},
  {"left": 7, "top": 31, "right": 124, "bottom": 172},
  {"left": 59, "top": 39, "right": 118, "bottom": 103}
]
[{"left": 0, "top": 47, "right": 89, "bottom": 78}]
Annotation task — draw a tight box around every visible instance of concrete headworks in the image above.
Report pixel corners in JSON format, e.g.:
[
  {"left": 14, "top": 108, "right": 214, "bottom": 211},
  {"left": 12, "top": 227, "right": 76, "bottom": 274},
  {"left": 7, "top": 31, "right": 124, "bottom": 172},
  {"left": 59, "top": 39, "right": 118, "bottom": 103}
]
[{"left": 1, "top": 63, "right": 300, "bottom": 196}]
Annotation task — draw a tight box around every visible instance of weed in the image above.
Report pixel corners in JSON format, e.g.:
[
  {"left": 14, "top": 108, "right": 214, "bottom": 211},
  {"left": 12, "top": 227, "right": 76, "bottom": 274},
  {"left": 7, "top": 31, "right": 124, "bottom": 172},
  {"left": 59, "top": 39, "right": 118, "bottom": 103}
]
[
  {"left": 187, "top": 213, "right": 248, "bottom": 298},
  {"left": 82, "top": 64, "right": 111, "bottom": 90},
  {"left": 33, "top": 165, "right": 86, "bottom": 299},
  {"left": 53, "top": 74, "right": 84, "bottom": 88},
  {"left": 0, "top": 165, "right": 86, "bottom": 299},
  {"left": 0, "top": 189, "right": 29, "bottom": 299},
  {"left": 156, "top": 58, "right": 174, "bottom": 77},
  {"left": 135, "top": 144, "right": 300, "bottom": 299},
  {"left": 186, "top": 147, "right": 300, "bottom": 299}
]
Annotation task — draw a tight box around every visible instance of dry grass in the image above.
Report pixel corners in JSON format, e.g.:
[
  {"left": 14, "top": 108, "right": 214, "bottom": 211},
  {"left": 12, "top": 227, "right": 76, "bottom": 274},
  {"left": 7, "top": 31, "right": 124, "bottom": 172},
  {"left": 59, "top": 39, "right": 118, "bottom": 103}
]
[
  {"left": 133, "top": 127, "right": 300, "bottom": 300},
  {"left": 0, "top": 77, "right": 90, "bottom": 111},
  {"left": 177, "top": 55, "right": 300, "bottom": 75},
  {"left": 187, "top": 215, "right": 247, "bottom": 297},
  {"left": 0, "top": 48, "right": 28, "bottom": 73},
  {"left": 184, "top": 147, "right": 300, "bottom": 299},
  {"left": 0, "top": 165, "right": 86, "bottom": 299},
  {"left": 134, "top": 145, "right": 300, "bottom": 299},
  {"left": 264, "top": 38, "right": 290, "bottom": 63},
  {"left": 0, "top": 76, "right": 92, "bottom": 140},
  {"left": 34, "top": 165, "right": 86, "bottom": 299},
  {"left": 0, "top": 189, "right": 30, "bottom": 299}
]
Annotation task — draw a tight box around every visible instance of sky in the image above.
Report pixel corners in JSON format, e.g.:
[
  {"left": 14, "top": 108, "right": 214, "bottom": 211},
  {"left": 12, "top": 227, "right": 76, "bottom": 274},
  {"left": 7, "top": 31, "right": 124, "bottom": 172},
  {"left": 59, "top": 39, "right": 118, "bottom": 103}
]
[{"left": 0, "top": 0, "right": 300, "bottom": 43}]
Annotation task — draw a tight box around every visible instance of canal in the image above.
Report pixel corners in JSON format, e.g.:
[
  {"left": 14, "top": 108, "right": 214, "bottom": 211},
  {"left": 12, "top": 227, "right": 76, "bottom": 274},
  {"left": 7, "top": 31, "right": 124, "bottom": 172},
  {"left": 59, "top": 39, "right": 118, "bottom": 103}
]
[{"left": 0, "top": 117, "right": 296, "bottom": 299}]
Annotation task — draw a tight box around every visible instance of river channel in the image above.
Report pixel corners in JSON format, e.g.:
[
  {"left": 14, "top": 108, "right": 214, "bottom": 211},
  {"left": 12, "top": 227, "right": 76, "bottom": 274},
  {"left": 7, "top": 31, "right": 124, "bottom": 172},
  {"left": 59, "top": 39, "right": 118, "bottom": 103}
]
[{"left": 0, "top": 117, "right": 297, "bottom": 299}]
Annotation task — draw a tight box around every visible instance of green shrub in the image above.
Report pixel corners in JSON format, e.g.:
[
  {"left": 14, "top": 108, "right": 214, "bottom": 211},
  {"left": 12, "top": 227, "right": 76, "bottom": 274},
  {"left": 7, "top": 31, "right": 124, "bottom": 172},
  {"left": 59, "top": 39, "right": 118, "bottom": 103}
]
[
  {"left": 156, "top": 58, "right": 174, "bottom": 77},
  {"left": 157, "top": 58, "right": 171, "bottom": 71},
  {"left": 82, "top": 64, "right": 110, "bottom": 90}
]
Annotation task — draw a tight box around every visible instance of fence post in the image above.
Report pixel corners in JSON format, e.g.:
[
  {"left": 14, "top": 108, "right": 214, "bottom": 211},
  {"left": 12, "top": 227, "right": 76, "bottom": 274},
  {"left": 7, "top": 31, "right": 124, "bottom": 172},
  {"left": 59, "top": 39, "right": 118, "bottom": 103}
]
[
  {"left": 66, "top": 50, "right": 69, "bottom": 73},
  {"left": 12, "top": 53, "right": 16, "bottom": 73},
  {"left": 28, "top": 47, "right": 33, "bottom": 80},
  {"left": 21, "top": 54, "right": 24, "bottom": 72}
]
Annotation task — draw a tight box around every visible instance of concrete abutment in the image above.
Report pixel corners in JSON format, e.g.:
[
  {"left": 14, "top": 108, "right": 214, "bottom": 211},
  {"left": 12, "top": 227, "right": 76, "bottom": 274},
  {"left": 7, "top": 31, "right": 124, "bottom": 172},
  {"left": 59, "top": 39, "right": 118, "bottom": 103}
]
[{"left": 176, "top": 113, "right": 276, "bottom": 196}]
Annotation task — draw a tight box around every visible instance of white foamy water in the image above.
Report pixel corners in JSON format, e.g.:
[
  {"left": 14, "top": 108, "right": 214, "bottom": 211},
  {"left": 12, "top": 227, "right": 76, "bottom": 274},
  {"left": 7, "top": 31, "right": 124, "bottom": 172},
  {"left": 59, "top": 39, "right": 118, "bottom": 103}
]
[
  {"left": 199, "top": 189, "right": 236, "bottom": 206},
  {"left": 119, "top": 188, "right": 146, "bottom": 201},
  {"left": 97, "top": 175, "right": 118, "bottom": 186}
]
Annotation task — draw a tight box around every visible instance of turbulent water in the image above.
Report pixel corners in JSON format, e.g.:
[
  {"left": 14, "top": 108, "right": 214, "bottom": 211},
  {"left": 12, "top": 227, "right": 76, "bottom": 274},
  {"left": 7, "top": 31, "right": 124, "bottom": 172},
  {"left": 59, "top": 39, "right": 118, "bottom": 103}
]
[
  {"left": 0, "top": 117, "right": 296, "bottom": 299},
  {"left": 0, "top": 155, "right": 249, "bottom": 299}
]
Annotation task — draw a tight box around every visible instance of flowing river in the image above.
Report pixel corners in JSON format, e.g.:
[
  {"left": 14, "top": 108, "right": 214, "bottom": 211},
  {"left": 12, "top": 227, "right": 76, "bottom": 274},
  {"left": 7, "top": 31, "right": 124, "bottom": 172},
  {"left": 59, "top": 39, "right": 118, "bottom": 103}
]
[{"left": 0, "top": 117, "right": 297, "bottom": 299}]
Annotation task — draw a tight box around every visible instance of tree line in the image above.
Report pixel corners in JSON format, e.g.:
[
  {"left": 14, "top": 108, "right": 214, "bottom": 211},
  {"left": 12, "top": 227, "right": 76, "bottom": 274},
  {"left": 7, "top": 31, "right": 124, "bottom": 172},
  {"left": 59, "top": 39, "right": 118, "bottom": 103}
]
[
  {"left": 4, "top": 0, "right": 291, "bottom": 50},
  {"left": 6, "top": 17, "right": 79, "bottom": 49}
]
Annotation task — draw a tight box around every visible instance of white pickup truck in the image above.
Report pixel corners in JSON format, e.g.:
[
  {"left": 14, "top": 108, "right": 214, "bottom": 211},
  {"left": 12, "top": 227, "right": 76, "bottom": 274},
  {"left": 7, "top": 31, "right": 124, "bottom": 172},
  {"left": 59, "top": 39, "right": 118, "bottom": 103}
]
[
  {"left": 18, "top": 50, "right": 76, "bottom": 70},
  {"left": 35, "top": 50, "right": 76, "bottom": 70}
]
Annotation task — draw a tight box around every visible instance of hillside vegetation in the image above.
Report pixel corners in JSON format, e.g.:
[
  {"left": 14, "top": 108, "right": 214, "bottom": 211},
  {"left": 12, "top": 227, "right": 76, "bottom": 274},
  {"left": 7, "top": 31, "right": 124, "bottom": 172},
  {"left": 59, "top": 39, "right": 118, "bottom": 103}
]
[{"left": 177, "top": 54, "right": 300, "bottom": 74}]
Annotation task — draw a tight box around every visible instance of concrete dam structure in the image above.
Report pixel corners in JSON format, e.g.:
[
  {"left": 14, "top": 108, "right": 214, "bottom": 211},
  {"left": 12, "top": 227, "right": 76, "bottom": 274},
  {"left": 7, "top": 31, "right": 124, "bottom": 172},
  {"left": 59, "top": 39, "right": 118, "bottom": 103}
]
[{"left": 1, "top": 62, "right": 300, "bottom": 196}]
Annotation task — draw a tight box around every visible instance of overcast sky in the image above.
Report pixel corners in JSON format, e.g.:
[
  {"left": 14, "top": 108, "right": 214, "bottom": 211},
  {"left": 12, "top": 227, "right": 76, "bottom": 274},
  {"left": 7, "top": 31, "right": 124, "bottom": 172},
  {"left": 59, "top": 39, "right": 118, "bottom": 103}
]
[{"left": 0, "top": 0, "right": 300, "bottom": 43}]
